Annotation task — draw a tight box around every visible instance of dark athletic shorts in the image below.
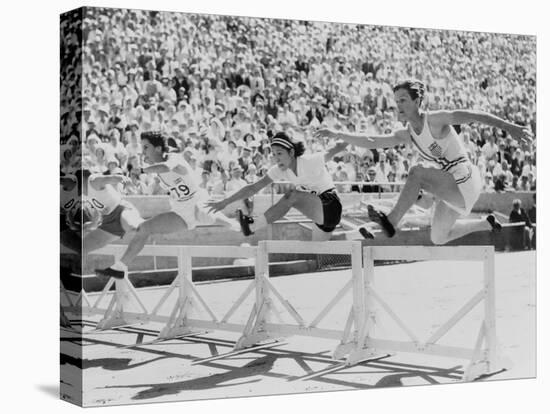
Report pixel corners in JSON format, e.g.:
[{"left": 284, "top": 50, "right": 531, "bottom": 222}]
[
  {"left": 98, "top": 201, "right": 136, "bottom": 238},
  {"left": 315, "top": 189, "right": 342, "bottom": 233}
]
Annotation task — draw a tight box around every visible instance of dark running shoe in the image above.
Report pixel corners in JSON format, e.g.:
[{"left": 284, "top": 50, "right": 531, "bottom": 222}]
[
  {"left": 95, "top": 267, "right": 125, "bottom": 279},
  {"left": 237, "top": 209, "right": 254, "bottom": 236},
  {"left": 359, "top": 227, "right": 374, "bottom": 239},
  {"left": 367, "top": 205, "right": 396, "bottom": 237},
  {"left": 486, "top": 214, "right": 502, "bottom": 232}
]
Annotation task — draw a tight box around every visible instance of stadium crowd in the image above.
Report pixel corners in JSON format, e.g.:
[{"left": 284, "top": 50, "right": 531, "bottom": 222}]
[{"left": 60, "top": 8, "right": 536, "bottom": 198}]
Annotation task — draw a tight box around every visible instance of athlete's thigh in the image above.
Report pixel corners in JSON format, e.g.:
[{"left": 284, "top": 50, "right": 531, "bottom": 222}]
[
  {"left": 431, "top": 200, "right": 461, "bottom": 236},
  {"left": 60, "top": 229, "right": 81, "bottom": 253},
  {"left": 83, "top": 229, "right": 119, "bottom": 254},
  {"left": 311, "top": 225, "right": 332, "bottom": 241},
  {"left": 290, "top": 191, "right": 324, "bottom": 223},
  {"left": 120, "top": 206, "right": 144, "bottom": 233},
  {"left": 141, "top": 211, "right": 189, "bottom": 234},
  {"left": 418, "top": 167, "right": 465, "bottom": 210}
]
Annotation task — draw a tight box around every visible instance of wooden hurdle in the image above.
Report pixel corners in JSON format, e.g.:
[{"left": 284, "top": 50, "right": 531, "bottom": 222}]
[
  {"left": 80, "top": 244, "right": 261, "bottom": 344},
  {"left": 67, "top": 242, "right": 504, "bottom": 380},
  {"left": 233, "top": 240, "right": 383, "bottom": 365},
  {"left": 349, "top": 245, "right": 500, "bottom": 381}
]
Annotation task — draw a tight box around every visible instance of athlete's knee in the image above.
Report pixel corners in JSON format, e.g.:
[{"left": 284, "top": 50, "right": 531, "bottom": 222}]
[
  {"left": 283, "top": 188, "right": 297, "bottom": 201},
  {"left": 430, "top": 228, "right": 449, "bottom": 245},
  {"left": 126, "top": 218, "right": 144, "bottom": 233},
  {"left": 136, "top": 220, "right": 154, "bottom": 236},
  {"left": 408, "top": 165, "right": 425, "bottom": 181}
]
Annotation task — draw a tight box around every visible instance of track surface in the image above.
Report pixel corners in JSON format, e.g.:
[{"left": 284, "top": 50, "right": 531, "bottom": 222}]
[{"left": 60, "top": 251, "right": 536, "bottom": 407}]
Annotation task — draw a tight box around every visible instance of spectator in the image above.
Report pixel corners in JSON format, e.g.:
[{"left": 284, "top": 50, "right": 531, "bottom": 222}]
[
  {"left": 481, "top": 172, "right": 495, "bottom": 192},
  {"left": 521, "top": 152, "right": 536, "bottom": 177},
  {"left": 238, "top": 147, "right": 254, "bottom": 174},
  {"left": 493, "top": 174, "right": 508, "bottom": 192},
  {"left": 125, "top": 169, "right": 148, "bottom": 195},
  {"left": 71, "top": 9, "right": 535, "bottom": 201},
  {"left": 364, "top": 167, "right": 383, "bottom": 193},
  {"left": 508, "top": 199, "right": 532, "bottom": 250},
  {"left": 481, "top": 135, "right": 498, "bottom": 161},
  {"left": 199, "top": 170, "right": 214, "bottom": 195},
  {"left": 528, "top": 194, "right": 536, "bottom": 249},
  {"left": 518, "top": 175, "right": 530, "bottom": 191}
]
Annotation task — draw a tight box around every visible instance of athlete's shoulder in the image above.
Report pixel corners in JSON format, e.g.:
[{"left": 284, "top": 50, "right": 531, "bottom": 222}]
[
  {"left": 168, "top": 152, "right": 189, "bottom": 164},
  {"left": 266, "top": 164, "right": 283, "bottom": 179},
  {"left": 164, "top": 152, "right": 189, "bottom": 170},
  {"left": 425, "top": 110, "right": 453, "bottom": 125},
  {"left": 303, "top": 152, "right": 325, "bottom": 163},
  {"left": 88, "top": 173, "right": 103, "bottom": 182}
]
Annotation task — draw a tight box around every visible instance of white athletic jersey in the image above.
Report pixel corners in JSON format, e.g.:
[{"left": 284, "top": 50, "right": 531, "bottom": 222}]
[
  {"left": 267, "top": 152, "right": 334, "bottom": 195},
  {"left": 87, "top": 174, "right": 122, "bottom": 215},
  {"left": 157, "top": 153, "right": 200, "bottom": 202},
  {"left": 60, "top": 174, "right": 79, "bottom": 213},
  {"left": 407, "top": 113, "right": 469, "bottom": 173}
]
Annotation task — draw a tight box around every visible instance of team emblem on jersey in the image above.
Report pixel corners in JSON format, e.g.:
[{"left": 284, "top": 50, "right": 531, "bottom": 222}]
[{"left": 428, "top": 142, "right": 443, "bottom": 157}]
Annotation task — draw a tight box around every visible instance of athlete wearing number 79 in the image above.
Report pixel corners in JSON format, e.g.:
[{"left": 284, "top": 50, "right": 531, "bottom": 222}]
[{"left": 95, "top": 131, "right": 240, "bottom": 279}]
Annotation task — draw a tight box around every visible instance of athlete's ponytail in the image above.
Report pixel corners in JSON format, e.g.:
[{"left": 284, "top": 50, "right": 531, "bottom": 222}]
[
  {"left": 141, "top": 131, "right": 169, "bottom": 153},
  {"left": 270, "top": 132, "right": 305, "bottom": 157}
]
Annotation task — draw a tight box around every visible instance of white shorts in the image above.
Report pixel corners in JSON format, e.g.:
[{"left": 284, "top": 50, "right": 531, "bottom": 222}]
[
  {"left": 169, "top": 190, "right": 217, "bottom": 230},
  {"left": 443, "top": 162, "right": 482, "bottom": 216}
]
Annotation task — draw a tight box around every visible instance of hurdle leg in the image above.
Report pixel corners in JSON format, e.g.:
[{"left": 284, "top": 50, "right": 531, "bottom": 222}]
[
  {"left": 463, "top": 247, "right": 499, "bottom": 381},
  {"left": 234, "top": 298, "right": 278, "bottom": 350},
  {"left": 463, "top": 322, "right": 488, "bottom": 381},
  {"left": 153, "top": 247, "right": 214, "bottom": 341},
  {"left": 95, "top": 278, "right": 134, "bottom": 330},
  {"left": 344, "top": 245, "right": 387, "bottom": 365},
  {"left": 483, "top": 247, "right": 497, "bottom": 373},
  {"left": 234, "top": 242, "right": 282, "bottom": 350},
  {"left": 333, "top": 305, "right": 357, "bottom": 359}
]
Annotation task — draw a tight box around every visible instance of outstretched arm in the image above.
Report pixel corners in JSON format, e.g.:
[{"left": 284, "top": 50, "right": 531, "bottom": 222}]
[
  {"left": 324, "top": 140, "right": 349, "bottom": 162},
  {"left": 89, "top": 174, "right": 130, "bottom": 191},
  {"left": 142, "top": 161, "right": 188, "bottom": 176},
  {"left": 315, "top": 128, "right": 410, "bottom": 150},
  {"left": 206, "top": 175, "right": 273, "bottom": 213},
  {"left": 434, "top": 110, "right": 533, "bottom": 142}
]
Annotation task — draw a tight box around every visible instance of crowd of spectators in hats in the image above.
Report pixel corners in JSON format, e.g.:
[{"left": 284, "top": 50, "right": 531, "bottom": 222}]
[{"left": 60, "top": 8, "right": 536, "bottom": 199}]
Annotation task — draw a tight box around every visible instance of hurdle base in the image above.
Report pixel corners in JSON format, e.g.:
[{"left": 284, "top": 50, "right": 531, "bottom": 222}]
[
  {"left": 463, "top": 355, "right": 512, "bottom": 382},
  {"left": 234, "top": 331, "right": 281, "bottom": 351},
  {"left": 333, "top": 342, "right": 357, "bottom": 360},
  {"left": 345, "top": 348, "right": 389, "bottom": 366},
  {"left": 157, "top": 325, "right": 204, "bottom": 340},
  {"left": 95, "top": 311, "right": 147, "bottom": 331}
]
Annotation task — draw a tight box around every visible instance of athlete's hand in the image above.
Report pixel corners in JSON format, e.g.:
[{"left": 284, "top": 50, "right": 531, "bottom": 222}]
[
  {"left": 509, "top": 124, "right": 534, "bottom": 143},
  {"left": 314, "top": 128, "right": 338, "bottom": 140},
  {"left": 334, "top": 139, "right": 348, "bottom": 151},
  {"left": 82, "top": 204, "right": 102, "bottom": 232},
  {"left": 121, "top": 175, "right": 132, "bottom": 186},
  {"left": 205, "top": 199, "right": 228, "bottom": 214}
]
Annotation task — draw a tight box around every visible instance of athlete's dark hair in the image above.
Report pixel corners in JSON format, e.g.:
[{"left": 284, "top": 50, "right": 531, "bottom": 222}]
[
  {"left": 75, "top": 169, "right": 92, "bottom": 195},
  {"left": 393, "top": 79, "right": 426, "bottom": 105},
  {"left": 270, "top": 131, "right": 305, "bottom": 157},
  {"left": 141, "top": 131, "right": 169, "bottom": 153}
]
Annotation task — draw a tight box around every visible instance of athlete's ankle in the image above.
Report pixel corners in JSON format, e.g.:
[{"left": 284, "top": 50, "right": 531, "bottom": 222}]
[{"left": 111, "top": 260, "right": 128, "bottom": 272}]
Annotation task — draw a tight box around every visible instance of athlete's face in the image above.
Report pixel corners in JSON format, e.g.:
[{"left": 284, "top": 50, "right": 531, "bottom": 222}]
[
  {"left": 272, "top": 146, "right": 294, "bottom": 170},
  {"left": 141, "top": 138, "right": 164, "bottom": 164},
  {"left": 394, "top": 88, "right": 420, "bottom": 121}
]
